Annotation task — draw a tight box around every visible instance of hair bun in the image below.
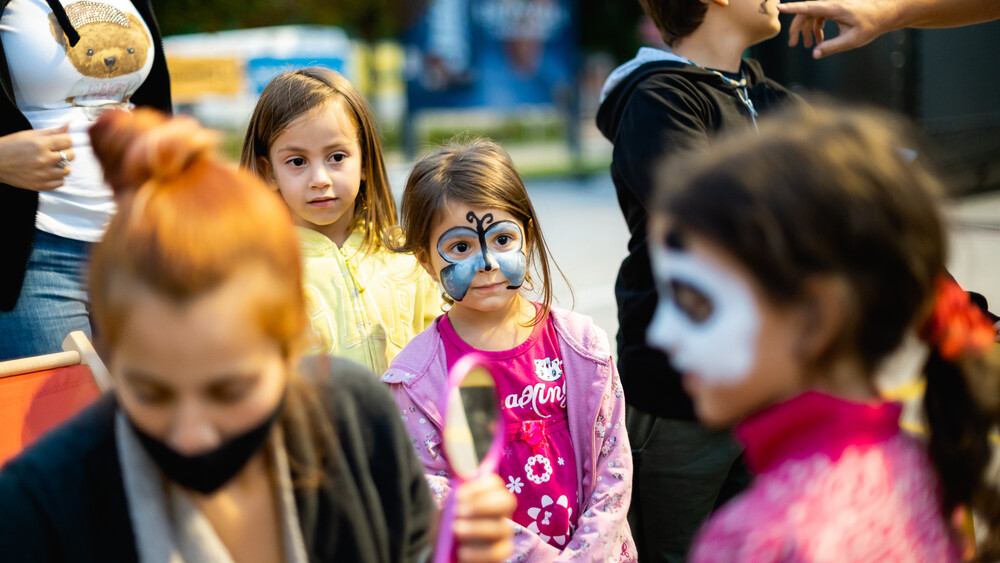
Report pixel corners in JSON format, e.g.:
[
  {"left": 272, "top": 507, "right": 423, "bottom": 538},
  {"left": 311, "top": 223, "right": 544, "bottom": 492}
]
[{"left": 89, "top": 108, "right": 219, "bottom": 196}]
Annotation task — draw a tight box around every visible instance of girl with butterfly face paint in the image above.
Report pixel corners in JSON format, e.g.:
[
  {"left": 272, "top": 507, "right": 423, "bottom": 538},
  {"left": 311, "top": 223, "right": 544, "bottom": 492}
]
[
  {"left": 647, "top": 105, "right": 1000, "bottom": 561},
  {"left": 384, "top": 140, "right": 637, "bottom": 561},
  {"left": 436, "top": 210, "right": 527, "bottom": 303}
]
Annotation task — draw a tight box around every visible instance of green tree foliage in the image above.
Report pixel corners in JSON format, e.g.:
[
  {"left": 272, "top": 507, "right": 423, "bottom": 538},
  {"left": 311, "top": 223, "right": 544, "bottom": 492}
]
[
  {"left": 155, "top": 0, "right": 643, "bottom": 61},
  {"left": 576, "top": 0, "right": 644, "bottom": 61},
  {"left": 154, "top": 0, "right": 428, "bottom": 41}
]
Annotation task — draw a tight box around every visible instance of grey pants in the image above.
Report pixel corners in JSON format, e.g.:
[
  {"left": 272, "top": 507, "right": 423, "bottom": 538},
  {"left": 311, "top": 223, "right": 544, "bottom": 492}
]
[{"left": 626, "top": 406, "right": 750, "bottom": 563}]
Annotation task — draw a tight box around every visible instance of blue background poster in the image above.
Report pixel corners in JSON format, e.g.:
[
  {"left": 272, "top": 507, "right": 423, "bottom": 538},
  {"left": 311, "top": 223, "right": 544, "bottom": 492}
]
[
  {"left": 406, "top": 0, "right": 577, "bottom": 111},
  {"left": 247, "top": 57, "right": 348, "bottom": 94}
]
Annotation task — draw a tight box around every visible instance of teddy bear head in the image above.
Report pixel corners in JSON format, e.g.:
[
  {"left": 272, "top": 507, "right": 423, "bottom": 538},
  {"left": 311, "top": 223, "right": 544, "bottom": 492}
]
[{"left": 49, "top": 2, "right": 151, "bottom": 79}]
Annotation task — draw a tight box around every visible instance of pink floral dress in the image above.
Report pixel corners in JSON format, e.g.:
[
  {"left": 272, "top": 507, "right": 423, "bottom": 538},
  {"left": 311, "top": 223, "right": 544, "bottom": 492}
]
[{"left": 691, "top": 391, "right": 962, "bottom": 562}]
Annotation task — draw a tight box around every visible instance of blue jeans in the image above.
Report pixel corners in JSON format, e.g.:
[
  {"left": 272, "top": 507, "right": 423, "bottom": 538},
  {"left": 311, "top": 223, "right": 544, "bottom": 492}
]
[{"left": 0, "top": 230, "right": 93, "bottom": 361}]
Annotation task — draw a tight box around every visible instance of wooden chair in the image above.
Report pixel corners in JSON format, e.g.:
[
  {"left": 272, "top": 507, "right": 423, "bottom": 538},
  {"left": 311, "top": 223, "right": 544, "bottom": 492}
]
[{"left": 0, "top": 331, "right": 111, "bottom": 467}]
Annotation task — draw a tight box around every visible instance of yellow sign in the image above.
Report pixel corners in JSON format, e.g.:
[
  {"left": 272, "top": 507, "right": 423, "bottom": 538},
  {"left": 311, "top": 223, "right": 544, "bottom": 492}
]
[{"left": 166, "top": 57, "right": 243, "bottom": 103}]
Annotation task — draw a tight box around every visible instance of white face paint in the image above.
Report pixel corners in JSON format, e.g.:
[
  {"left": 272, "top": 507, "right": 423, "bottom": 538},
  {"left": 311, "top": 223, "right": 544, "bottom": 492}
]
[{"left": 646, "top": 242, "right": 760, "bottom": 384}]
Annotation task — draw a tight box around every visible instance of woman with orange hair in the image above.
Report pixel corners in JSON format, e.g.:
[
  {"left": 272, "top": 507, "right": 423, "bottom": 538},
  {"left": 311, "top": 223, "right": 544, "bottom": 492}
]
[{"left": 0, "top": 108, "right": 514, "bottom": 563}]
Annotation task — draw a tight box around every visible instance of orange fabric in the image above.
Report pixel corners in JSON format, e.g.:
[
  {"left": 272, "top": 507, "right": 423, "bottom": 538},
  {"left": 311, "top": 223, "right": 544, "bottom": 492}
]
[{"left": 0, "top": 365, "right": 101, "bottom": 467}]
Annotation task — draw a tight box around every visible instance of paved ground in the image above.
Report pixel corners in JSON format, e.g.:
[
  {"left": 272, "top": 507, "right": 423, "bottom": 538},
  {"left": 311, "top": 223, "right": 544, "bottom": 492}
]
[
  {"left": 948, "top": 192, "right": 1000, "bottom": 307},
  {"left": 524, "top": 175, "right": 628, "bottom": 345}
]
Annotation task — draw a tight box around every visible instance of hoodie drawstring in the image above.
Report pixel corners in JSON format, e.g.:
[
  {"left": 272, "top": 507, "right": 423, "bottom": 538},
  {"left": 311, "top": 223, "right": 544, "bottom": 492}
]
[{"left": 45, "top": 0, "right": 80, "bottom": 46}]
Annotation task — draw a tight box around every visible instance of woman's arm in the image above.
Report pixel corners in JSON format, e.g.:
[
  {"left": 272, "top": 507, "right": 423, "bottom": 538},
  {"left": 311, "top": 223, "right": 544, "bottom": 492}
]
[
  {"left": 780, "top": 0, "right": 1000, "bottom": 58},
  {"left": 0, "top": 125, "right": 74, "bottom": 191}
]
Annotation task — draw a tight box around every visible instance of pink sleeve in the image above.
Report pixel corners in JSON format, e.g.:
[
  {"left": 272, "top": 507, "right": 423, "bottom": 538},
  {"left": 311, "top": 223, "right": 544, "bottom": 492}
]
[
  {"left": 688, "top": 488, "right": 805, "bottom": 562},
  {"left": 689, "top": 519, "right": 793, "bottom": 562},
  {"left": 555, "top": 361, "right": 636, "bottom": 562},
  {"left": 385, "top": 379, "right": 453, "bottom": 505},
  {"left": 506, "top": 361, "right": 637, "bottom": 562}
]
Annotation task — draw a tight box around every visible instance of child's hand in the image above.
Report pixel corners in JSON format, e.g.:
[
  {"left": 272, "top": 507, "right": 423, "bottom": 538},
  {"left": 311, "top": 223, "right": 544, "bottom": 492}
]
[{"left": 453, "top": 474, "right": 516, "bottom": 563}]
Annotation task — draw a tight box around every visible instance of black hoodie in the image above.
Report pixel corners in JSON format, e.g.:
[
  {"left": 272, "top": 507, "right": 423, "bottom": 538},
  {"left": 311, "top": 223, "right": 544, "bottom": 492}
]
[{"left": 596, "top": 49, "right": 798, "bottom": 419}]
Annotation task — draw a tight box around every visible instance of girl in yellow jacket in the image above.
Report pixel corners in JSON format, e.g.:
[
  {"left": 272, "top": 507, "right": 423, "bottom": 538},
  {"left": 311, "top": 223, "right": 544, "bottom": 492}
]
[{"left": 242, "top": 67, "right": 441, "bottom": 374}]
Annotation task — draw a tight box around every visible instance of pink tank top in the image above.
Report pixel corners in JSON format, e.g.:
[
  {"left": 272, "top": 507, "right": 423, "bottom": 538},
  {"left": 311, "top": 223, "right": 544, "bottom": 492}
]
[{"left": 440, "top": 311, "right": 580, "bottom": 549}]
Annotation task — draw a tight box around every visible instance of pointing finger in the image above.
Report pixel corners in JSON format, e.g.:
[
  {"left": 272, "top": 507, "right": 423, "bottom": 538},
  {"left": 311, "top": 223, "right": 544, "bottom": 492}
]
[{"left": 777, "top": 1, "right": 839, "bottom": 19}]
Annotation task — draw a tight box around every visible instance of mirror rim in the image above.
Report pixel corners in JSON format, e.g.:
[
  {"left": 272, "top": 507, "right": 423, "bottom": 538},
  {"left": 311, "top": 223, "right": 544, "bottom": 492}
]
[{"left": 442, "top": 353, "right": 504, "bottom": 479}]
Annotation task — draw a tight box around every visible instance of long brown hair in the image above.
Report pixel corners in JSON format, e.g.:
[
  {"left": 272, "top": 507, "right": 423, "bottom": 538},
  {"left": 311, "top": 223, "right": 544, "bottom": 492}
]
[
  {"left": 651, "top": 104, "right": 1000, "bottom": 556},
  {"left": 240, "top": 67, "right": 396, "bottom": 255},
  {"left": 388, "top": 139, "right": 567, "bottom": 326}
]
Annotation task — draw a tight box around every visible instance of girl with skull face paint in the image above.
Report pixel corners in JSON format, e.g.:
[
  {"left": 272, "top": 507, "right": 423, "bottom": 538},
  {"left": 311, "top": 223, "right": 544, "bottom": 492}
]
[
  {"left": 384, "top": 139, "right": 636, "bottom": 561},
  {"left": 648, "top": 104, "right": 1000, "bottom": 561},
  {"left": 0, "top": 109, "right": 517, "bottom": 563}
]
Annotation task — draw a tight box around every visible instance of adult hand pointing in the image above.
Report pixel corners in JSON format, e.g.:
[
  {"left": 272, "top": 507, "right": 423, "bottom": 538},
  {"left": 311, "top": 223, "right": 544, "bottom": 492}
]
[{"left": 779, "top": 0, "right": 1000, "bottom": 59}]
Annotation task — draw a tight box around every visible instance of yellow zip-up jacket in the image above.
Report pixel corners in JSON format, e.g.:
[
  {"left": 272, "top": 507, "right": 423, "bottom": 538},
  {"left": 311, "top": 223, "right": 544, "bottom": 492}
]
[{"left": 298, "top": 226, "right": 442, "bottom": 375}]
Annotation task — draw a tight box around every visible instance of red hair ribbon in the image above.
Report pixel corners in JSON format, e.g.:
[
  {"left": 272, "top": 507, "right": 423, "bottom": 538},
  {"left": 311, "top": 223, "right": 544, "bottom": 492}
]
[{"left": 920, "top": 276, "right": 996, "bottom": 361}]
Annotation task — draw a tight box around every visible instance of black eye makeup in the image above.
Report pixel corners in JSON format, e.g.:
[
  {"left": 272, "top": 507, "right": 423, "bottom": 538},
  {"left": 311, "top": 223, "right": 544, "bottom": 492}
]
[
  {"left": 660, "top": 279, "right": 715, "bottom": 324},
  {"left": 665, "top": 228, "right": 686, "bottom": 250}
]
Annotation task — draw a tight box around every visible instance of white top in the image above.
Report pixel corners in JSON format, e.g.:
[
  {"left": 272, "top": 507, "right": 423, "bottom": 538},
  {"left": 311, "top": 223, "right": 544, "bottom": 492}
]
[{"left": 0, "top": 0, "right": 154, "bottom": 241}]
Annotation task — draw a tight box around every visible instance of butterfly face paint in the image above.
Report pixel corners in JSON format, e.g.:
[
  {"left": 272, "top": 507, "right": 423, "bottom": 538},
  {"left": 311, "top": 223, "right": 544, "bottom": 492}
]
[
  {"left": 646, "top": 241, "right": 760, "bottom": 384},
  {"left": 436, "top": 211, "right": 527, "bottom": 302}
]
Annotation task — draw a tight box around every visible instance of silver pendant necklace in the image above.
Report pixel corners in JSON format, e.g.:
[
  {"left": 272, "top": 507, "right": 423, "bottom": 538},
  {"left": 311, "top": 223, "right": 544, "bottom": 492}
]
[{"left": 679, "top": 56, "right": 760, "bottom": 131}]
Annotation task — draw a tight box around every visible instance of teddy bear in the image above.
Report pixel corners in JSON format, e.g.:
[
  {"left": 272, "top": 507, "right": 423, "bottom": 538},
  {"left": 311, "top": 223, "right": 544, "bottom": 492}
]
[{"left": 48, "top": 2, "right": 151, "bottom": 87}]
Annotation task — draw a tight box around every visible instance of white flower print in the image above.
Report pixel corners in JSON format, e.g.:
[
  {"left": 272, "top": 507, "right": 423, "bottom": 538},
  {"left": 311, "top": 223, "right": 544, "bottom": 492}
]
[
  {"left": 507, "top": 476, "right": 524, "bottom": 494},
  {"left": 526, "top": 495, "right": 573, "bottom": 546},
  {"left": 558, "top": 457, "right": 565, "bottom": 466},
  {"left": 525, "top": 454, "right": 553, "bottom": 484}
]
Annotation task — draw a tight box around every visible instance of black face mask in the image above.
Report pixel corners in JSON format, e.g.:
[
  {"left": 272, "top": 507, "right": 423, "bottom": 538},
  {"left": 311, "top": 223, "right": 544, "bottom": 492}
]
[{"left": 124, "top": 393, "right": 285, "bottom": 495}]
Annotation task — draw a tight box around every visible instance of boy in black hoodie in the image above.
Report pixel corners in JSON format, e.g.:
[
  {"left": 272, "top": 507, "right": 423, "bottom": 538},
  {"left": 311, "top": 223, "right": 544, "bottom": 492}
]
[{"left": 595, "top": 1, "right": 799, "bottom": 561}]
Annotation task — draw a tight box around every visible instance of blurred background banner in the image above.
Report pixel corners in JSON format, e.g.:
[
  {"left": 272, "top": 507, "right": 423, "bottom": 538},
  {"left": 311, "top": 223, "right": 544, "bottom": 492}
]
[
  {"left": 405, "top": 0, "right": 576, "bottom": 111},
  {"left": 246, "top": 57, "right": 347, "bottom": 93},
  {"left": 166, "top": 58, "right": 243, "bottom": 104},
  {"left": 164, "top": 26, "right": 357, "bottom": 128}
]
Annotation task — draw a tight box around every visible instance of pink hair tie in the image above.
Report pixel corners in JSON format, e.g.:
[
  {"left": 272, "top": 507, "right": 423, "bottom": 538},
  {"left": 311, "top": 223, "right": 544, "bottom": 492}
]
[{"left": 920, "top": 276, "right": 995, "bottom": 361}]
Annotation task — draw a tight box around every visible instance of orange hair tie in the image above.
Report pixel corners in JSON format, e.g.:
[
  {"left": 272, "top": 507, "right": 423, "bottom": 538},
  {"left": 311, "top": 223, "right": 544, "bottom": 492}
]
[{"left": 920, "top": 276, "right": 996, "bottom": 361}]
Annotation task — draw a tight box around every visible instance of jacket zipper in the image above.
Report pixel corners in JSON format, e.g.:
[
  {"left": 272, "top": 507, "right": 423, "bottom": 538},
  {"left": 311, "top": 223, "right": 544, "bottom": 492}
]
[
  {"left": 341, "top": 246, "right": 378, "bottom": 369},
  {"left": 589, "top": 364, "right": 611, "bottom": 493}
]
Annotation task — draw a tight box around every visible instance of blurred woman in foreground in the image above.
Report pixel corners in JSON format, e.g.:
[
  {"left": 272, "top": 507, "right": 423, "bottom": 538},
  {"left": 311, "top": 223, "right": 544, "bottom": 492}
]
[{"left": 0, "top": 108, "right": 514, "bottom": 563}]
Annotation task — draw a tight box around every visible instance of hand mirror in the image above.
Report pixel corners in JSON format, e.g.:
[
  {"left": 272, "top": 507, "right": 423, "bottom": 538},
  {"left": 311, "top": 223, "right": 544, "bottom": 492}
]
[{"left": 434, "top": 354, "right": 504, "bottom": 563}]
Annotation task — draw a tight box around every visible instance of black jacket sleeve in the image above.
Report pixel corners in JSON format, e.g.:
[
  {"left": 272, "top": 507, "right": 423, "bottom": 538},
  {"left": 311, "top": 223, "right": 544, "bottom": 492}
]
[
  {"left": 0, "top": 464, "right": 61, "bottom": 562},
  {"left": 335, "top": 361, "right": 434, "bottom": 562},
  {"left": 310, "top": 358, "right": 434, "bottom": 563}
]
